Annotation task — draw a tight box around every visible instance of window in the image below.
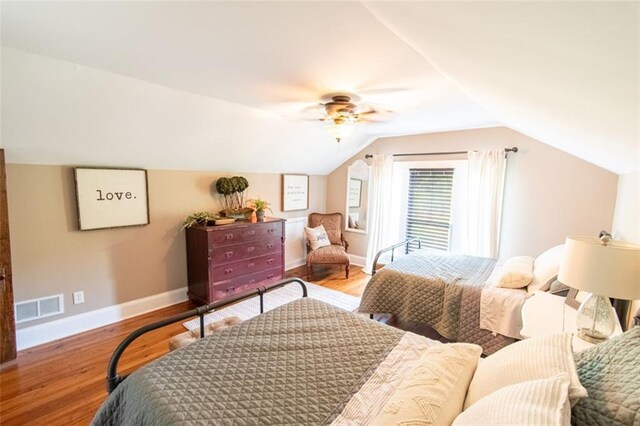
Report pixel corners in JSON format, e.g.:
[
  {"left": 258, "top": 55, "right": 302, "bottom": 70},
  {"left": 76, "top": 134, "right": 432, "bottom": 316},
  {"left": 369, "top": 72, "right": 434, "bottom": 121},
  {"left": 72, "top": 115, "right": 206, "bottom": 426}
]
[{"left": 405, "top": 168, "right": 455, "bottom": 251}]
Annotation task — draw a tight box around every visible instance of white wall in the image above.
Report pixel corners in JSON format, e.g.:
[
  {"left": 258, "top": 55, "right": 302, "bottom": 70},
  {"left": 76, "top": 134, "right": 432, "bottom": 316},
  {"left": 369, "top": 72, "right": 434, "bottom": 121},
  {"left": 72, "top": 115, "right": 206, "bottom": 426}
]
[
  {"left": 327, "top": 127, "right": 619, "bottom": 260},
  {"left": 611, "top": 171, "right": 640, "bottom": 327},
  {"left": 1, "top": 47, "right": 369, "bottom": 175},
  {"left": 612, "top": 171, "right": 640, "bottom": 243}
]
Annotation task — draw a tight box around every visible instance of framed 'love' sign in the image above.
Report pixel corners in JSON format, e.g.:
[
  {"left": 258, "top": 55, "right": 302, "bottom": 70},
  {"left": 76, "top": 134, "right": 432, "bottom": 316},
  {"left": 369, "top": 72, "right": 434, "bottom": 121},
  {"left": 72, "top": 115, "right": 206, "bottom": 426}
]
[{"left": 73, "top": 167, "right": 150, "bottom": 231}]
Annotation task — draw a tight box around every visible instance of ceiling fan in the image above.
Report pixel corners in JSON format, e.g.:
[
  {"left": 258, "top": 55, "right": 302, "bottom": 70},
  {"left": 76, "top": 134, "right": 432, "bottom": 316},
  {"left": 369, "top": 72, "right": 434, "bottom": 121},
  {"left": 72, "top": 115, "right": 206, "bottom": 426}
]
[{"left": 301, "top": 93, "right": 395, "bottom": 142}]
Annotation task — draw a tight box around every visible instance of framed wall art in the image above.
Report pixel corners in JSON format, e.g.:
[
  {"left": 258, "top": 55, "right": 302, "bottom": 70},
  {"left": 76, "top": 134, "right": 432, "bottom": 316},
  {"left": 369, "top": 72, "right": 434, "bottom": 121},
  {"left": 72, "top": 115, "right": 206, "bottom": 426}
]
[
  {"left": 74, "top": 167, "right": 150, "bottom": 231},
  {"left": 281, "top": 174, "right": 309, "bottom": 211}
]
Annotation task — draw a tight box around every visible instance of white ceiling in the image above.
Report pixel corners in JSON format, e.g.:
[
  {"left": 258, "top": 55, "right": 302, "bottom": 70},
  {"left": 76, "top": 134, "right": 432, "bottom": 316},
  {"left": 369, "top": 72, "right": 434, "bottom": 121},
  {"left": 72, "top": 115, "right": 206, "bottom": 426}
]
[{"left": 1, "top": 1, "right": 638, "bottom": 174}]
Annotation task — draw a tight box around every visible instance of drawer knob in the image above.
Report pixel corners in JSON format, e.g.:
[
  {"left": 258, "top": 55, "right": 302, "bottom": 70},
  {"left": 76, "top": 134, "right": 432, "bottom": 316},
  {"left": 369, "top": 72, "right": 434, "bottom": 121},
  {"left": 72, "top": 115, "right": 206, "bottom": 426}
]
[
  {"left": 225, "top": 234, "right": 234, "bottom": 240},
  {"left": 247, "top": 262, "right": 255, "bottom": 268},
  {"left": 267, "top": 274, "right": 274, "bottom": 279},
  {"left": 266, "top": 259, "right": 274, "bottom": 265},
  {"left": 247, "top": 246, "right": 255, "bottom": 252},
  {"left": 224, "top": 251, "right": 234, "bottom": 258},
  {"left": 247, "top": 230, "right": 255, "bottom": 235},
  {"left": 268, "top": 229, "right": 274, "bottom": 233},
  {"left": 249, "top": 279, "right": 256, "bottom": 284},
  {"left": 225, "top": 268, "right": 233, "bottom": 275},
  {"left": 226, "top": 287, "right": 235, "bottom": 293},
  {"left": 266, "top": 243, "right": 273, "bottom": 249}
]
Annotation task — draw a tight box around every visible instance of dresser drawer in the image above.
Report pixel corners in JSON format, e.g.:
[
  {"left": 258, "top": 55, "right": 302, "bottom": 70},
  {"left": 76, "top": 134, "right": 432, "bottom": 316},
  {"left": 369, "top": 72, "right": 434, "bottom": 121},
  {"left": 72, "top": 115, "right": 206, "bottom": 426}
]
[
  {"left": 210, "top": 267, "right": 283, "bottom": 301},
  {"left": 208, "top": 221, "right": 283, "bottom": 246},
  {"left": 209, "top": 236, "right": 282, "bottom": 264},
  {"left": 210, "top": 253, "right": 282, "bottom": 282}
]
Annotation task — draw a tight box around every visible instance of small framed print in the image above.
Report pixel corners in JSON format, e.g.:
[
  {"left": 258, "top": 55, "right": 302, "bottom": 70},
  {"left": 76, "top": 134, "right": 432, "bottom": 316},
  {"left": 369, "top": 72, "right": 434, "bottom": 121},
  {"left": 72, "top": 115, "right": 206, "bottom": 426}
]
[
  {"left": 281, "top": 174, "right": 309, "bottom": 211},
  {"left": 74, "top": 167, "right": 150, "bottom": 231},
  {"left": 565, "top": 288, "right": 590, "bottom": 309}
]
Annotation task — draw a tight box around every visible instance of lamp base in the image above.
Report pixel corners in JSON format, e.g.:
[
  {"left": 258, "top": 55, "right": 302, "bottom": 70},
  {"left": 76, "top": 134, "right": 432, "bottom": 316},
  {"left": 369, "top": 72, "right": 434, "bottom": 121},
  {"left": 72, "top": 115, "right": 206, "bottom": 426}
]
[
  {"left": 577, "top": 328, "right": 609, "bottom": 344},
  {"left": 575, "top": 293, "right": 616, "bottom": 344}
]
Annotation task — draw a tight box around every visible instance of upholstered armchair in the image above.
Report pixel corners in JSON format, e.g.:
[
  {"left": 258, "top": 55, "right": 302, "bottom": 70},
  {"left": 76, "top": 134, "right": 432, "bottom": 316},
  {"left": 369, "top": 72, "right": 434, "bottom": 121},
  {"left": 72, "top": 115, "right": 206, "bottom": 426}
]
[{"left": 306, "top": 212, "right": 350, "bottom": 280}]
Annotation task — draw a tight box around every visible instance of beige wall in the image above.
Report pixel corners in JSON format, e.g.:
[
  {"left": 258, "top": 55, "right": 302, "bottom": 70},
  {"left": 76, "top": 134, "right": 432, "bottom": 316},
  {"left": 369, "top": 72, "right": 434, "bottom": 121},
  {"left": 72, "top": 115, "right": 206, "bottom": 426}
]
[
  {"left": 7, "top": 164, "right": 325, "bottom": 328},
  {"left": 327, "top": 127, "right": 618, "bottom": 259}
]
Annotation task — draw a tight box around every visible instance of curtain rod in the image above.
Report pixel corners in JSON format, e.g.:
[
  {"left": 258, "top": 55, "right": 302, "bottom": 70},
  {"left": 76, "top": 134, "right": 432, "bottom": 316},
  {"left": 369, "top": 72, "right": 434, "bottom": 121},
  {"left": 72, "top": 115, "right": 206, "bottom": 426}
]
[{"left": 364, "top": 146, "right": 518, "bottom": 159}]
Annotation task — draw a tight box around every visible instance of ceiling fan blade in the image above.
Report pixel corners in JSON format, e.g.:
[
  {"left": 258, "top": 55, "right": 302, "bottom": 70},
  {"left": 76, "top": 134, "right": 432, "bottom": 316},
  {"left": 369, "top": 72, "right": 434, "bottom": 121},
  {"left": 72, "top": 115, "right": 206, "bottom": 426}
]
[
  {"left": 357, "top": 87, "right": 412, "bottom": 96},
  {"left": 358, "top": 110, "right": 396, "bottom": 123}
]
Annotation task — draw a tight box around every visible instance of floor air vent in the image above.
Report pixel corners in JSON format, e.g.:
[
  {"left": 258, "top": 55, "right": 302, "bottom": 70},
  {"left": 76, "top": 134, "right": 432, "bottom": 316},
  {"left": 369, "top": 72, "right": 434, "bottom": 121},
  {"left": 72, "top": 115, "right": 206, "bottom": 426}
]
[{"left": 15, "top": 294, "right": 64, "bottom": 323}]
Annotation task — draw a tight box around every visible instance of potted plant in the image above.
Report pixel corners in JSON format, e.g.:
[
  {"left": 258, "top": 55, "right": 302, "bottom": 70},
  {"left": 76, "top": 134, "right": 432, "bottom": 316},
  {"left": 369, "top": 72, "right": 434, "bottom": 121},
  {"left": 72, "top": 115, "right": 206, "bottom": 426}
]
[
  {"left": 248, "top": 198, "right": 272, "bottom": 221},
  {"left": 215, "top": 176, "right": 252, "bottom": 219},
  {"left": 181, "top": 211, "right": 218, "bottom": 230}
]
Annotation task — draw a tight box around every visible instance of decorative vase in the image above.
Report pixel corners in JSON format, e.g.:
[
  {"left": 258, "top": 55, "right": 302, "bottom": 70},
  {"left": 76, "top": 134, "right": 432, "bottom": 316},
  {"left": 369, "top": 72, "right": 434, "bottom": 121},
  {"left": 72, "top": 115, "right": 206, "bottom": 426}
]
[{"left": 256, "top": 210, "right": 265, "bottom": 221}]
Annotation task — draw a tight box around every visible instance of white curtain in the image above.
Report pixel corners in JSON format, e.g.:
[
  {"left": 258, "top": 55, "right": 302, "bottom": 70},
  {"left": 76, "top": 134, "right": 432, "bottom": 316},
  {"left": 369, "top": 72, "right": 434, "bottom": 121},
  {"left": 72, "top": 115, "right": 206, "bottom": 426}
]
[
  {"left": 364, "top": 154, "right": 394, "bottom": 274},
  {"left": 465, "top": 149, "right": 506, "bottom": 258}
]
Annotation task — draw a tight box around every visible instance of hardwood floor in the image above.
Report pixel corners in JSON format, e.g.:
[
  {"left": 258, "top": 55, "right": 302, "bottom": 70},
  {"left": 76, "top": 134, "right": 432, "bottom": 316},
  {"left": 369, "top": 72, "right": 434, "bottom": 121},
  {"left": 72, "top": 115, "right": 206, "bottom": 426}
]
[{"left": 0, "top": 264, "right": 445, "bottom": 425}]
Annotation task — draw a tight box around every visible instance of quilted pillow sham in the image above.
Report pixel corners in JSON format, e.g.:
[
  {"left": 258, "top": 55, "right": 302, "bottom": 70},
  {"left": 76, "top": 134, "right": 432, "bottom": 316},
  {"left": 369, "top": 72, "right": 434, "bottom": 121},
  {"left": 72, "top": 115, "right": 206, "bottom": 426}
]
[
  {"left": 528, "top": 244, "right": 565, "bottom": 294},
  {"left": 454, "top": 374, "right": 571, "bottom": 425},
  {"left": 464, "top": 333, "right": 587, "bottom": 409}
]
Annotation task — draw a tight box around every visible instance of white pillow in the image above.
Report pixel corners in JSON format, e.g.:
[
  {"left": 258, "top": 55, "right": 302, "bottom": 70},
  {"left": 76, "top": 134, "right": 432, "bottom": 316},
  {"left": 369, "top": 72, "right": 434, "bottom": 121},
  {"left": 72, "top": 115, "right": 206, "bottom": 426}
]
[
  {"left": 496, "top": 256, "right": 534, "bottom": 289},
  {"left": 454, "top": 375, "right": 571, "bottom": 426},
  {"left": 372, "top": 343, "right": 482, "bottom": 426},
  {"left": 304, "top": 224, "right": 331, "bottom": 250},
  {"left": 528, "top": 245, "right": 565, "bottom": 294},
  {"left": 464, "top": 333, "right": 587, "bottom": 409}
]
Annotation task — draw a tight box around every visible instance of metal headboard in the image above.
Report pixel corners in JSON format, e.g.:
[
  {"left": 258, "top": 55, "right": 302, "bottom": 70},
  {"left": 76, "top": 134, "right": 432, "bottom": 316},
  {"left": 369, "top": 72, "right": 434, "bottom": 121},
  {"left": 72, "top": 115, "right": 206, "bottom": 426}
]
[
  {"left": 106, "top": 277, "right": 308, "bottom": 393},
  {"left": 371, "top": 238, "right": 422, "bottom": 275}
]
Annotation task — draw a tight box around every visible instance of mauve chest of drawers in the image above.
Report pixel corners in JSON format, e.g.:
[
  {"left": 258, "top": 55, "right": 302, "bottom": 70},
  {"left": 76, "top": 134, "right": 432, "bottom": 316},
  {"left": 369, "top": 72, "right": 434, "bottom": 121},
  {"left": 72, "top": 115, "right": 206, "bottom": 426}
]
[{"left": 185, "top": 217, "right": 286, "bottom": 305}]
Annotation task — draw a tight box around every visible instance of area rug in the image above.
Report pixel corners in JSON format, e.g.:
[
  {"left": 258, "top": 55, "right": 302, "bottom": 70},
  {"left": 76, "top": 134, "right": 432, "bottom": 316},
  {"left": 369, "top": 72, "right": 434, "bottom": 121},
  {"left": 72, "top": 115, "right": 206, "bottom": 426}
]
[{"left": 183, "top": 281, "right": 361, "bottom": 331}]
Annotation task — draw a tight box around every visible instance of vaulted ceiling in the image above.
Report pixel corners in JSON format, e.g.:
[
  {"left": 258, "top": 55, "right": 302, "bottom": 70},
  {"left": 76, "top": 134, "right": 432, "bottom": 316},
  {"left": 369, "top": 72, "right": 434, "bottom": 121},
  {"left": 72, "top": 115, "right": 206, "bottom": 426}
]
[{"left": 1, "top": 1, "right": 638, "bottom": 174}]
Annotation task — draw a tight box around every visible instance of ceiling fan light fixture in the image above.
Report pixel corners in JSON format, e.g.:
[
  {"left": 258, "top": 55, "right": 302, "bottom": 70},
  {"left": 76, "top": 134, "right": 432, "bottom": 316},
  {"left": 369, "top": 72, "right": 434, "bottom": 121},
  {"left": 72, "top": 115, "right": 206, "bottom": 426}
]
[{"left": 325, "top": 122, "right": 354, "bottom": 143}]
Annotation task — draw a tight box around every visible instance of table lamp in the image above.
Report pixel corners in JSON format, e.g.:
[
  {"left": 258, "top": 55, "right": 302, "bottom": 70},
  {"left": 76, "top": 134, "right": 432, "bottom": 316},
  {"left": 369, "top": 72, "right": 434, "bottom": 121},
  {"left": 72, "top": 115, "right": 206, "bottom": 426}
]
[{"left": 558, "top": 236, "right": 640, "bottom": 343}]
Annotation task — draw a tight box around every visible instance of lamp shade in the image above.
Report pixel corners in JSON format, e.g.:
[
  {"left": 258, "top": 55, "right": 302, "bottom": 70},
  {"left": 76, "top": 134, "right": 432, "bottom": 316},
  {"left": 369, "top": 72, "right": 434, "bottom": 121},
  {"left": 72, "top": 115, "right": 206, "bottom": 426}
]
[{"left": 558, "top": 236, "right": 640, "bottom": 300}]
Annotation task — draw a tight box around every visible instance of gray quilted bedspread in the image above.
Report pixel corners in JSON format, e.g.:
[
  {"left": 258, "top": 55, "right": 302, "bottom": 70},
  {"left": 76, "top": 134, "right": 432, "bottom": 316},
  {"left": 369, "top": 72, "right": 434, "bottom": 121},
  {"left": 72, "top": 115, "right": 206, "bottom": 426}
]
[
  {"left": 572, "top": 326, "right": 640, "bottom": 426},
  {"left": 92, "top": 298, "right": 404, "bottom": 426},
  {"left": 359, "top": 251, "right": 514, "bottom": 354}
]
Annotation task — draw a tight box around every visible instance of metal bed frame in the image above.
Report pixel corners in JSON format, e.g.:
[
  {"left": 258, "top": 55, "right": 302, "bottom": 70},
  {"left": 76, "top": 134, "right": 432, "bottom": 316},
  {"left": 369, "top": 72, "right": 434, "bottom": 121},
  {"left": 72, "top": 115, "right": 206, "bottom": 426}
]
[
  {"left": 106, "top": 277, "right": 308, "bottom": 393},
  {"left": 371, "top": 237, "right": 422, "bottom": 276},
  {"left": 369, "top": 238, "right": 421, "bottom": 319}
]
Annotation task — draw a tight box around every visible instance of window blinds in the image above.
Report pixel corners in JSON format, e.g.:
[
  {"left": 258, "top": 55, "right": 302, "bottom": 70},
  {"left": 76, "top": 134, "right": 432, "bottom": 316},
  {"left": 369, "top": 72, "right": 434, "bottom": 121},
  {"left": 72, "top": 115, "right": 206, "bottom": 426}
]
[{"left": 406, "top": 168, "right": 455, "bottom": 251}]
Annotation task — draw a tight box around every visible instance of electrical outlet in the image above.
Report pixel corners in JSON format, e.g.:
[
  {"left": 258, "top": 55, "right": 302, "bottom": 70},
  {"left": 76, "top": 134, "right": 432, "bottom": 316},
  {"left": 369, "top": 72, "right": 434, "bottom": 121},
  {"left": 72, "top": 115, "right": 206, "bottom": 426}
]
[{"left": 73, "top": 291, "right": 85, "bottom": 305}]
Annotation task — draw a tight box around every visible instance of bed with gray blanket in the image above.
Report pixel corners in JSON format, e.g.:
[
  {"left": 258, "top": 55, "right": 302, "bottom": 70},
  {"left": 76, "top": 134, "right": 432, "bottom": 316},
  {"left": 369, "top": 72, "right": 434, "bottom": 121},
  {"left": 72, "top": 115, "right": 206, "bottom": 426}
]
[
  {"left": 93, "top": 293, "right": 640, "bottom": 425},
  {"left": 358, "top": 249, "right": 517, "bottom": 354},
  {"left": 93, "top": 298, "right": 405, "bottom": 425}
]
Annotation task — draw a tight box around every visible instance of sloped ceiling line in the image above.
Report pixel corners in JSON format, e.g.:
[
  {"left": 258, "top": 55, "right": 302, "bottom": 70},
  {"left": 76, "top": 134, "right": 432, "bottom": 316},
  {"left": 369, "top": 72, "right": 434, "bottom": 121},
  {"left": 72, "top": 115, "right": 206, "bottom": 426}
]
[
  {"left": 2, "top": 1, "right": 637, "bottom": 174},
  {"left": 361, "top": 1, "right": 639, "bottom": 175}
]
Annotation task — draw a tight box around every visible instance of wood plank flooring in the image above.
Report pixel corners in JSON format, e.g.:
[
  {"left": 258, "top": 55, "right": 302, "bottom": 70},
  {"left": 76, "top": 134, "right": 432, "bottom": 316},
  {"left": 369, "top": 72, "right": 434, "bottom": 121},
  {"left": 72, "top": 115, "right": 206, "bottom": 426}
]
[{"left": 0, "top": 264, "right": 445, "bottom": 425}]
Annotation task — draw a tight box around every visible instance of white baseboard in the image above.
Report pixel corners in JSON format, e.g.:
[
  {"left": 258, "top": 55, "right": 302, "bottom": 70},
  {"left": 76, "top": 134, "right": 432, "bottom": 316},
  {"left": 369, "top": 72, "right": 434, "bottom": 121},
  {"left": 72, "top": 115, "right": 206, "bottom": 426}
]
[
  {"left": 349, "top": 254, "right": 366, "bottom": 267},
  {"left": 17, "top": 254, "right": 343, "bottom": 351},
  {"left": 16, "top": 287, "right": 188, "bottom": 351},
  {"left": 285, "top": 258, "right": 306, "bottom": 271}
]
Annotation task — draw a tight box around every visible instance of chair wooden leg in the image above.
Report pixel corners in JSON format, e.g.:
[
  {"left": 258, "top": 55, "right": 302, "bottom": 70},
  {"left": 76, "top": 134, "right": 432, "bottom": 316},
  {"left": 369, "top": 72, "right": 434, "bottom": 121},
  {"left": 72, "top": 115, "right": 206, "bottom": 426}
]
[{"left": 345, "top": 264, "right": 350, "bottom": 279}]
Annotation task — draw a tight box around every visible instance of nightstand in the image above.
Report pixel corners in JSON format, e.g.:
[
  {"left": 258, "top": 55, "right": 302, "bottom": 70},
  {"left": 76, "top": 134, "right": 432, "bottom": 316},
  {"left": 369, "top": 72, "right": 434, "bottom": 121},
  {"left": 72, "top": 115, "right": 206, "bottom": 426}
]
[{"left": 521, "top": 290, "right": 623, "bottom": 352}]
